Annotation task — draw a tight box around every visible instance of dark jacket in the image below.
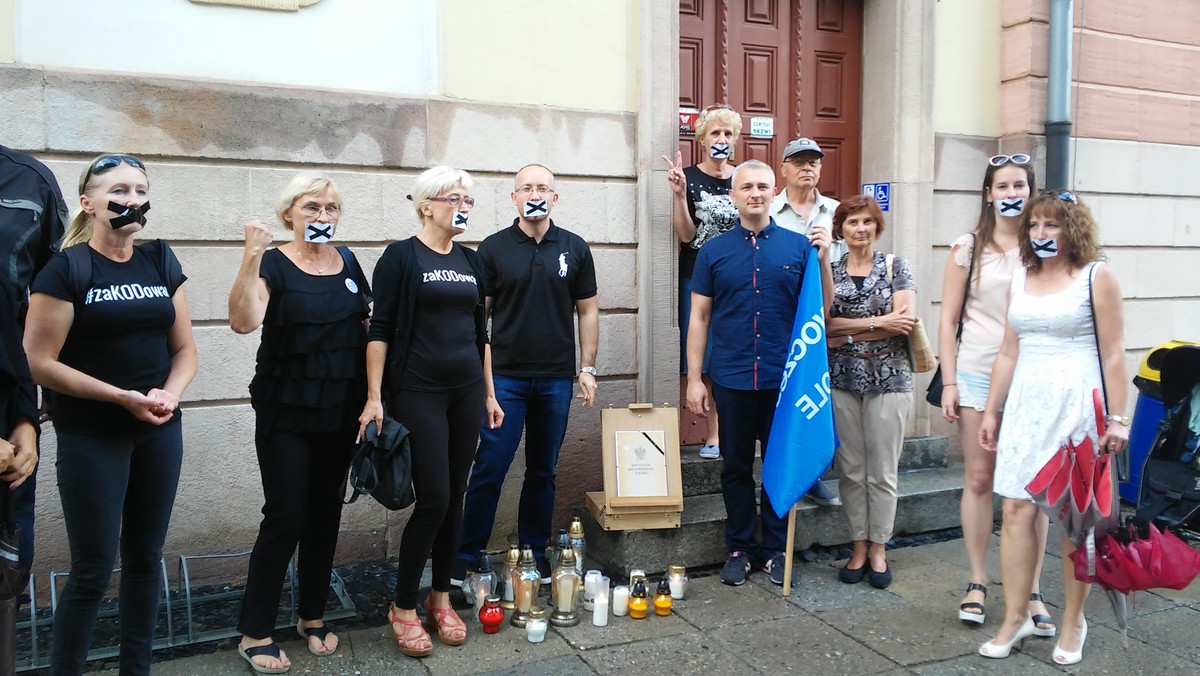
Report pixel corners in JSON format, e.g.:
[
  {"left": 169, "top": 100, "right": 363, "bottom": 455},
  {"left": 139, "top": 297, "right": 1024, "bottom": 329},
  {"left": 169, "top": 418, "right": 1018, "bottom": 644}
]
[
  {"left": 0, "top": 145, "right": 68, "bottom": 309},
  {"left": 366, "top": 237, "right": 487, "bottom": 396}
]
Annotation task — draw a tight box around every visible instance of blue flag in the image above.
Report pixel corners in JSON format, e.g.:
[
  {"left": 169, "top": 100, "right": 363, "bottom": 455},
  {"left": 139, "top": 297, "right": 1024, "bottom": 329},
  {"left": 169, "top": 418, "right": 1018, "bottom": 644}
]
[{"left": 762, "top": 246, "right": 836, "bottom": 519}]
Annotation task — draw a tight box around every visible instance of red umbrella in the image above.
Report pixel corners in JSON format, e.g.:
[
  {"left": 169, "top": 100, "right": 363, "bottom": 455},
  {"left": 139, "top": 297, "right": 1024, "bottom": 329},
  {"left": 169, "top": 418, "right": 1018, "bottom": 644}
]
[{"left": 1026, "top": 388, "right": 1109, "bottom": 542}]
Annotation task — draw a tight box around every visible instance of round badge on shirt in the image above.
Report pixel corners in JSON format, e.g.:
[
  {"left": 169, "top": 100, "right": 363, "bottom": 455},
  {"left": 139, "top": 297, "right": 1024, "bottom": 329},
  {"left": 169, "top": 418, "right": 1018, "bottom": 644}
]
[{"left": 345, "top": 278, "right": 359, "bottom": 294}]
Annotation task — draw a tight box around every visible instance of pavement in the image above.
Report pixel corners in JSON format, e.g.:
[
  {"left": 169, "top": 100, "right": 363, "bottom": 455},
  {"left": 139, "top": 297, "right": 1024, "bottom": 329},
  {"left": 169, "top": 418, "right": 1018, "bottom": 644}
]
[{"left": 102, "top": 537, "right": 1200, "bottom": 675}]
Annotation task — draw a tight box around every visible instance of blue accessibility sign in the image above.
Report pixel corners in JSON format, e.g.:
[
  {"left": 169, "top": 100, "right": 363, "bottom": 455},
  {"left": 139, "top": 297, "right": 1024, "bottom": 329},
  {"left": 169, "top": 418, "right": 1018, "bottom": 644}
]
[{"left": 861, "top": 182, "right": 891, "bottom": 211}]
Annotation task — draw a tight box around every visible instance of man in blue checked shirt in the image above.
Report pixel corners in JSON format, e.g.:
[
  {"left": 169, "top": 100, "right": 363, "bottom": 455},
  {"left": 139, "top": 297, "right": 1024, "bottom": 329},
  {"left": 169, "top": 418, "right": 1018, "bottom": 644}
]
[{"left": 685, "top": 159, "right": 834, "bottom": 587}]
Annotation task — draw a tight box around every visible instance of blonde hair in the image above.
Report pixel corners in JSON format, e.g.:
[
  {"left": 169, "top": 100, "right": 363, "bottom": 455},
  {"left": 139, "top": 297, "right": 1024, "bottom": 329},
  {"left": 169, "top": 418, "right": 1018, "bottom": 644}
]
[
  {"left": 695, "top": 105, "right": 743, "bottom": 141},
  {"left": 409, "top": 166, "right": 473, "bottom": 223},
  {"left": 275, "top": 173, "right": 343, "bottom": 231},
  {"left": 63, "top": 154, "right": 150, "bottom": 248}
]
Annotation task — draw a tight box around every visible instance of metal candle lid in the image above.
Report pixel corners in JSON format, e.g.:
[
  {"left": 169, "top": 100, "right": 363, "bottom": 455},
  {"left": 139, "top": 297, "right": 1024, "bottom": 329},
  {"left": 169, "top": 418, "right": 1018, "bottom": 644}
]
[
  {"left": 568, "top": 517, "right": 584, "bottom": 538},
  {"left": 528, "top": 606, "right": 547, "bottom": 620},
  {"left": 668, "top": 563, "right": 686, "bottom": 575}
]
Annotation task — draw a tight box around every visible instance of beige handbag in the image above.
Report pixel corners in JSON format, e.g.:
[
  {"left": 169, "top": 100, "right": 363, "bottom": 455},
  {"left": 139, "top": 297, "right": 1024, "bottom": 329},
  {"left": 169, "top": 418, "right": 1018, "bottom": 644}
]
[{"left": 885, "top": 254, "right": 938, "bottom": 373}]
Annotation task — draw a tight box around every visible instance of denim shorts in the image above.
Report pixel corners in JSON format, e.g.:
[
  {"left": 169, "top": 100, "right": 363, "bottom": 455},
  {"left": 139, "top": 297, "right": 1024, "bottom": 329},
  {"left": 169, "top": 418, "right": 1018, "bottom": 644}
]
[{"left": 956, "top": 370, "right": 993, "bottom": 412}]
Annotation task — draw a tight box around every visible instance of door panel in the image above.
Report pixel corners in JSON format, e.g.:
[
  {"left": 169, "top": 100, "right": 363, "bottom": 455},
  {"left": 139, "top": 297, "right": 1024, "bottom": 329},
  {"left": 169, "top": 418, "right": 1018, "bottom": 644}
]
[{"left": 678, "top": 0, "right": 863, "bottom": 444}]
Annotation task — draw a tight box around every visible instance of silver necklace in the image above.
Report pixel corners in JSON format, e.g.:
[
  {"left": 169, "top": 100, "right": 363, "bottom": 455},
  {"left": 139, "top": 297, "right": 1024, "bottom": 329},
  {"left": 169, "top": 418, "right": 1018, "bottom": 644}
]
[{"left": 298, "top": 246, "right": 333, "bottom": 274}]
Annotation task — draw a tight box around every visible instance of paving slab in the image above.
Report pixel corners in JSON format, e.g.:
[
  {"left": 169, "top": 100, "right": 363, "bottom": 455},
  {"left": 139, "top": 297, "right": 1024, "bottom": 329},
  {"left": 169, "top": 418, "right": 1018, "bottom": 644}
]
[
  {"left": 552, "top": 606, "right": 694, "bottom": 650},
  {"left": 814, "top": 599, "right": 985, "bottom": 667},
  {"left": 670, "top": 574, "right": 804, "bottom": 630},
  {"left": 581, "top": 632, "right": 751, "bottom": 675},
  {"left": 782, "top": 560, "right": 905, "bottom": 613},
  {"left": 712, "top": 614, "right": 896, "bottom": 674},
  {"left": 1123, "top": 605, "right": 1200, "bottom": 666},
  {"left": 418, "top": 621, "right": 575, "bottom": 676},
  {"left": 910, "top": 652, "right": 1063, "bottom": 674},
  {"left": 479, "top": 654, "right": 597, "bottom": 676},
  {"left": 1046, "top": 621, "right": 1200, "bottom": 674}
]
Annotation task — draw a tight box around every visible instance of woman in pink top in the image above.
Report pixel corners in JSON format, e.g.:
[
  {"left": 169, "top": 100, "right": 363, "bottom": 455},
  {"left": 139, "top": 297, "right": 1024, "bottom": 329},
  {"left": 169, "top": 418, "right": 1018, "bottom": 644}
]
[{"left": 937, "top": 155, "right": 1054, "bottom": 636}]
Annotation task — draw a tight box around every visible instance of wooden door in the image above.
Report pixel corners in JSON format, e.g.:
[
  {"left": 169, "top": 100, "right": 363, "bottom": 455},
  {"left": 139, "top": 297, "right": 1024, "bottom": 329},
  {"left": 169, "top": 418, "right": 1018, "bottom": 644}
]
[{"left": 678, "top": 0, "right": 863, "bottom": 444}]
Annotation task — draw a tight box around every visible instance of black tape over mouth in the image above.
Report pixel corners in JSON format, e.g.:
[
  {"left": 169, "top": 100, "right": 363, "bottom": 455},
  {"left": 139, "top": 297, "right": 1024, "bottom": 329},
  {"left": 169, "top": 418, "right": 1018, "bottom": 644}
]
[{"left": 107, "top": 201, "right": 151, "bottom": 228}]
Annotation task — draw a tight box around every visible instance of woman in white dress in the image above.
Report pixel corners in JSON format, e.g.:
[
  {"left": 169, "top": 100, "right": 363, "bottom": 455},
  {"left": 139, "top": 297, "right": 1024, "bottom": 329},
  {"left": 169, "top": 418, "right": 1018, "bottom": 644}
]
[{"left": 977, "top": 190, "right": 1130, "bottom": 666}]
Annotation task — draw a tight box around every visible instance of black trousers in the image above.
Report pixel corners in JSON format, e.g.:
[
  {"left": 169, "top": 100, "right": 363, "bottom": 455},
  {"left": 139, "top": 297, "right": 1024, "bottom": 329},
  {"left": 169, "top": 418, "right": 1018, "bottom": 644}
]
[
  {"left": 50, "top": 423, "right": 182, "bottom": 676},
  {"left": 391, "top": 382, "right": 484, "bottom": 609},
  {"left": 237, "top": 423, "right": 353, "bottom": 639}
]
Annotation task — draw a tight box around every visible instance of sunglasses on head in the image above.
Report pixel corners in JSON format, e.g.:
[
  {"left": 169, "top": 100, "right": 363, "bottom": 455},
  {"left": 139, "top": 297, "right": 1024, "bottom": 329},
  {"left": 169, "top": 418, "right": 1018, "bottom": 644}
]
[
  {"left": 1054, "top": 189, "right": 1077, "bottom": 203},
  {"left": 82, "top": 154, "right": 146, "bottom": 187},
  {"left": 989, "top": 154, "right": 1031, "bottom": 167}
]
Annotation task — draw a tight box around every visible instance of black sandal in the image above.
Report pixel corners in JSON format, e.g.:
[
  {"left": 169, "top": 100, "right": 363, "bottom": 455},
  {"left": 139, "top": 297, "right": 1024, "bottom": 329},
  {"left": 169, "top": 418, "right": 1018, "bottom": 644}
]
[
  {"left": 238, "top": 642, "right": 290, "bottom": 674},
  {"left": 958, "top": 582, "right": 986, "bottom": 625},
  {"left": 1029, "top": 592, "right": 1057, "bottom": 637},
  {"left": 297, "top": 623, "right": 338, "bottom": 656}
]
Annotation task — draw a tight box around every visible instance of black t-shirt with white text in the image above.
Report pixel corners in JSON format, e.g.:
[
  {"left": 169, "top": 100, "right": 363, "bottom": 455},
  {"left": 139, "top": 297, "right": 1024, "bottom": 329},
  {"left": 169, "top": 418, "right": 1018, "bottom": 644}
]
[
  {"left": 398, "top": 239, "right": 483, "bottom": 391},
  {"left": 31, "top": 241, "right": 186, "bottom": 435},
  {"left": 678, "top": 164, "right": 736, "bottom": 279}
]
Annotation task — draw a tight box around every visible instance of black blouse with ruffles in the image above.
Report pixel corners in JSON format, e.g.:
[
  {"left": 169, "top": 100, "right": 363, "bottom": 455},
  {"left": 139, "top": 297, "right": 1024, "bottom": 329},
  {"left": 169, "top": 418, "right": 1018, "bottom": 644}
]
[{"left": 249, "top": 247, "right": 370, "bottom": 434}]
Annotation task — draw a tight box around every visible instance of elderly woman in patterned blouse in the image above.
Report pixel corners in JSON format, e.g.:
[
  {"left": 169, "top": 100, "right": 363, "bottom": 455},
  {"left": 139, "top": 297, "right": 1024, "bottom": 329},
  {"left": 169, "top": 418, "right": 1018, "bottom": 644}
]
[{"left": 824, "top": 195, "right": 916, "bottom": 589}]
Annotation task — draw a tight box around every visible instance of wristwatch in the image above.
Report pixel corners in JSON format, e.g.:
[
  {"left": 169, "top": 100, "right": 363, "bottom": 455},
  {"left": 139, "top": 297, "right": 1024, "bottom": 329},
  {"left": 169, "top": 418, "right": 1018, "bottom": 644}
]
[
  {"left": 579, "top": 366, "right": 598, "bottom": 376},
  {"left": 1106, "top": 414, "right": 1131, "bottom": 427},
  {"left": 846, "top": 335, "right": 854, "bottom": 345}
]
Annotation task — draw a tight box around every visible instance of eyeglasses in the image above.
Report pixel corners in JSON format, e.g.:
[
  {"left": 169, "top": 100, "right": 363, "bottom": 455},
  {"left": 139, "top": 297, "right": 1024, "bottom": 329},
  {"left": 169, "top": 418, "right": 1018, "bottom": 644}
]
[
  {"left": 299, "top": 204, "right": 341, "bottom": 218},
  {"left": 786, "top": 156, "right": 822, "bottom": 167},
  {"left": 428, "top": 194, "right": 476, "bottom": 209},
  {"left": 989, "top": 154, "right": 1031, "bottom": 167},
  {"left": 1054, "top": 190, "right": 1077, "bottom": 203},
  {"left": 515, "top": 185, "right": 555, "bottom": 196},
  {"left": 702, "top": 103, "right": 734, "bottom": 113},
  {"left": 82, "top": 154, "right": 146, "bottom": 187}
]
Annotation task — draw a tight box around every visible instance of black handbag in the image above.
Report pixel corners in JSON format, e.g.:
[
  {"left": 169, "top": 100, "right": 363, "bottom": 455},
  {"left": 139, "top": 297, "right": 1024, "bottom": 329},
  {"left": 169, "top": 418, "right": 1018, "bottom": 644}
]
[
  {"left": 344, "top": 417, "right": 416, "bottom": 510},
  {"left": 927, "top": 234, "right": 975, "bottom": 406}
]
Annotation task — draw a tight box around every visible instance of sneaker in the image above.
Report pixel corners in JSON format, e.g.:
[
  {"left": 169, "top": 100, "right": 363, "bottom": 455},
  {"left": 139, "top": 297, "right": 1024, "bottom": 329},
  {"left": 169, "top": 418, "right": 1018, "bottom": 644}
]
[
  {"left": 720, "top": 551, "right": 752, "bottom": 586},
  {"left": 805, "top": 481, "right": 842, "bottom": 507},
  {"left": 698, "top": 444, "right": 720, "bottom": 460},
  {"left": 764, "top": 552, "right": 790, "bottom": 586},
  {"left": 449, "top": 558, "right": 469, "bottom": 588},
  {"left": 535, "top": 557, "right": 553, "bottom": 584}
]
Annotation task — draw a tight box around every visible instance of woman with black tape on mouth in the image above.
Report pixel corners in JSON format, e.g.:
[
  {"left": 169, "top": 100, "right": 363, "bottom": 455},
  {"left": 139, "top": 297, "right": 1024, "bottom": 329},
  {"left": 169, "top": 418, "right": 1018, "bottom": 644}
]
[{"left": 24, "top": 153, "right": 197, "bottom": 675}]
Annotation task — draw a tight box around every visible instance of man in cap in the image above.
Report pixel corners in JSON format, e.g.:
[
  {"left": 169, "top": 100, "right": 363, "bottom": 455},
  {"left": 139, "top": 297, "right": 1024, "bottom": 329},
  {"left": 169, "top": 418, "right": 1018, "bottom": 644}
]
[{"left": 770, "top": 137, "right": 844, "bottom": 507}]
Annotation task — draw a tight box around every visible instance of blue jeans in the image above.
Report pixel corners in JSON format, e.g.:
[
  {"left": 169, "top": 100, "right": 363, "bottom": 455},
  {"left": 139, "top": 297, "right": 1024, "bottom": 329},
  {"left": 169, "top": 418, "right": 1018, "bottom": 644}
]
[
  {"left": 50, "top": 423, "right": 182, "bottom": 676},
  {"left": 457, "top": 375, "right": 573, "bottom": 562},
  {"left": 712, "top": 383, "right": 788, "bottom": 558}
]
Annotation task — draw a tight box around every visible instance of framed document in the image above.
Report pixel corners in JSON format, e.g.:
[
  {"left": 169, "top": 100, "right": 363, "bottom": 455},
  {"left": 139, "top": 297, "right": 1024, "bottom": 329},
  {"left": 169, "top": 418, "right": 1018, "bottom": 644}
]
[{"left": 613, "top": 430, "right": 669, "bottom": 497}]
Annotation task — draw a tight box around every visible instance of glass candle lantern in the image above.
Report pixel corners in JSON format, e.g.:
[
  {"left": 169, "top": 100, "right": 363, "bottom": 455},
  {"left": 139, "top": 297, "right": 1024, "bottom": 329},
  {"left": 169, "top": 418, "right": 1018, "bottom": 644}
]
[
  {"left": 628, "top": 568, "right": 646, "bottom": 589},
  {"left": 525, "top": 606, "right": 548, "bottom": 643},
  {"left": 592, "top": 576, "right": 610, "bottom": 627},
  {"left": 628, "top": 579, "right": 649, "bottom": 619},
  {"left": 612, "top": 585, "right": 630, "bottom": 617},
  {"left": 567, "top": 516, "right": 587, "bottom": 574},
  {"left": 499, "top": 544, "right": 521, "bottom": 610},
  {"left": 479, "top": 595, "right": 504, "bottom": 634},
  {"left": 653, "top": 578, "right": 673, "bottom": 616},
  {"left": 549, "top": 549, "right": 582, "bottom": 627},
  {"left": 667, "top": 562, "right": 688, "bottom": 600},
  {"left": 582, "top": 569, "right": 602, "bottom": 611},
  {"left": 466, "top": 549, "right": 497, "bottom": 622},
  {"left": 510, "top": 546, "right": 541, "bottom": 628}
]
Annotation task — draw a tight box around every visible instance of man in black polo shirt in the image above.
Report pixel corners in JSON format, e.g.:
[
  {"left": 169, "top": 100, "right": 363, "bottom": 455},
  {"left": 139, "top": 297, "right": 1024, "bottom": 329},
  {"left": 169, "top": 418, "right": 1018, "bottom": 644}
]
[
  {"left": 453, "top": 164, "right": 599, "bottom": 583},
  {"left": 0, "top": 144, "right": 68, "bottom": 592}
]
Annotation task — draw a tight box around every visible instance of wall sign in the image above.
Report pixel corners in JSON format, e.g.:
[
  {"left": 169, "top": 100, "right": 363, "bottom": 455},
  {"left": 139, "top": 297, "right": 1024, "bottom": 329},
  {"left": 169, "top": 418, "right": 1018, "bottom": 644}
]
[
  {"left": 679, "top": 109, "right": 699, "bottom": 136},
  {"left": 862, "top": 182, "right": 891, "bottom": 211},
  {"left": 749, "top": 116, "right": 774, "bottom": 138}
]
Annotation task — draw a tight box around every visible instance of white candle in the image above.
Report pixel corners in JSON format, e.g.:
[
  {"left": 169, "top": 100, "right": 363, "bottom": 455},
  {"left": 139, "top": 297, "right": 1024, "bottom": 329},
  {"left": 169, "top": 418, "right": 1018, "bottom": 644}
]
[
  {"left": 612, "top": 585, "right": 629, "bottom": 616},
  {"left": 593, "top": 596, "right": 609, "bottom": 626},
  {"left": 583, "top": 570, "right": 601, "bottom": 611}
]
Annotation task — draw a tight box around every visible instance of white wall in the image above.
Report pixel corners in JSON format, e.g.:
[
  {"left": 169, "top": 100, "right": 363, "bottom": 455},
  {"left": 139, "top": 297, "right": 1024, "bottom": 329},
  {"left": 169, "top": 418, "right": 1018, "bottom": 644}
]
[
  {"left": 16, "top": 0, "right": 438, "bottom": 95},
  {"left": 932, "top": 0, "right": 1001, "bottom": 137}
]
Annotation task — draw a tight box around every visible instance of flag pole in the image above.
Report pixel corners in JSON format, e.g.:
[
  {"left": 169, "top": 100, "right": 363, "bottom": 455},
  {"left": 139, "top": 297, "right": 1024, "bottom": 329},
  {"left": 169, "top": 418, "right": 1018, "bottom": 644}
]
[{"left": 782, "top": 503, "right": 797, "bottom": 595}]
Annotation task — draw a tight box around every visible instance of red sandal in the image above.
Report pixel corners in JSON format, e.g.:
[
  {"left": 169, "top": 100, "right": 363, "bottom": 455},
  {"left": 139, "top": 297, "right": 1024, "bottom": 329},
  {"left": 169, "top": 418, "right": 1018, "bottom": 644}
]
[
  {"left": 388, "top": 604, "right": 433, "bottom": 658},
  {"left": 424, "top": 596, "right": 466, "bottom": 646}
]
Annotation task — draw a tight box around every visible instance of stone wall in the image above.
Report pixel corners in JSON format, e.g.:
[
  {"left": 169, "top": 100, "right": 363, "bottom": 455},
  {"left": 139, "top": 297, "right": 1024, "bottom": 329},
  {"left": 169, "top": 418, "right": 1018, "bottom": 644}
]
[{"left": 1, "top": 63, "right": 641, "bottom": 581}]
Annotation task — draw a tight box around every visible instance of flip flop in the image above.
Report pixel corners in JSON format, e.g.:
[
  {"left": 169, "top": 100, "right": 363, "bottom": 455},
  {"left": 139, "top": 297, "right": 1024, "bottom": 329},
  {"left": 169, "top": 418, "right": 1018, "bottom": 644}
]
[
  {"left": 297, "top": 624, "right": 338, "bottom": 656},
  {"left": 238, "top": 642, "right": 290, "bottom": 674}
]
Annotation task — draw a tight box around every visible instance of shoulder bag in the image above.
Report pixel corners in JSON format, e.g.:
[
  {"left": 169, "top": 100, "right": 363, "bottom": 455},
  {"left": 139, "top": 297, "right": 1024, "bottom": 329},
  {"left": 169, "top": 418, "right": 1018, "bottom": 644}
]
[{"left": 925, "top": 234, "right": 975, "bottom": 406}]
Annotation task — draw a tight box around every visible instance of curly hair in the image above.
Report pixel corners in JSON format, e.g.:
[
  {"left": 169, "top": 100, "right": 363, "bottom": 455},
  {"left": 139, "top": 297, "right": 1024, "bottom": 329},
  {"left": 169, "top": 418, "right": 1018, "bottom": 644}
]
[
  {"left": 1019, "top": 190, "right": 1104, "bottom": 270},
  {"left": 695, "top": 104, "right": 743, "bottom": 142}
]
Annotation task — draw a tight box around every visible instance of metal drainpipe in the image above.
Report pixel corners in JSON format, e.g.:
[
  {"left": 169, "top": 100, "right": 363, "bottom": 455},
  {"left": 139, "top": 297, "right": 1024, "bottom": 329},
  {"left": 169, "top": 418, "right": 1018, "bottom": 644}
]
[{"left": 1045, "top": 0, "right": 1074, "bottom": 190}]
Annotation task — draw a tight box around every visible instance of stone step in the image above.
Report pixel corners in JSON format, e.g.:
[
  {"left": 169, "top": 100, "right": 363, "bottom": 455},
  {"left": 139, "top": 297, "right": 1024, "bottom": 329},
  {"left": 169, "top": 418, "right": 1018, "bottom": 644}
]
[
  {"left": 582, "top": 462, "right": 982, "bottom": 578},
  {"left": 679, "top": 434, "right": 950, "bottom": 498}
]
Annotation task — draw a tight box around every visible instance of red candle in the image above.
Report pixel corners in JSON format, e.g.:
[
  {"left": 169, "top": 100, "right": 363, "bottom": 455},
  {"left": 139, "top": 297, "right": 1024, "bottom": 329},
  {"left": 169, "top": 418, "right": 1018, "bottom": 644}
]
[{"left": 480, "top": 595, "right": 504, "bottom": 634}]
